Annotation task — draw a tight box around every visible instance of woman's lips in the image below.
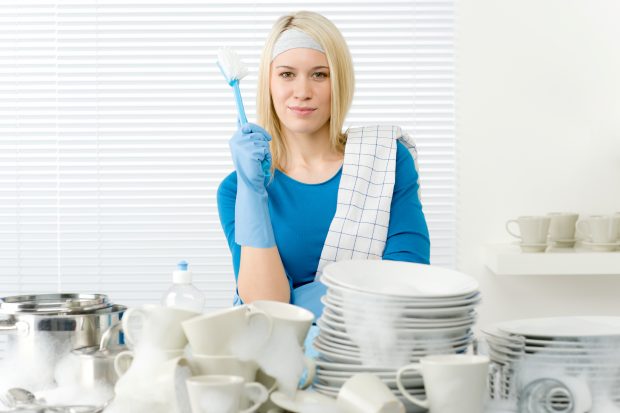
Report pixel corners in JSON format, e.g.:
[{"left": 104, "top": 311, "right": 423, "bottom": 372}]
[{"left": 288, "top": 107, "right": 316, "bottom": 116}]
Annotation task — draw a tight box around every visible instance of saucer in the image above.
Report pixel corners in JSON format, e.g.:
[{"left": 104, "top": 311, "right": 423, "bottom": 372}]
[
  {"left": 582, "top": 240, "right": 620, "bottom": 252},
  {"left": 519, "top": 243, "right": 547, "bottom": 253},
  {"left": 270, "top": 390, "right": 337, "bottom": 412},
  {"left": 551, "top": 238, "right": 576, "bottom": 248}
]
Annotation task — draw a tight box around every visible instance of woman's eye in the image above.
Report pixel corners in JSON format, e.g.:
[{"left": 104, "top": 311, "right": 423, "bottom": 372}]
[
  {"left": 313, "top": 72, "right": 328, "bottom": 79},
  {"left": 280, "top": 72, "right": 294, "bottom": 78}
]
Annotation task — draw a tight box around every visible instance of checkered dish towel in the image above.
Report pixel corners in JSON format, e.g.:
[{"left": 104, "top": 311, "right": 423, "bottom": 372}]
[{"left": 315, "top": 125, "right": 420, "bottom": 279}]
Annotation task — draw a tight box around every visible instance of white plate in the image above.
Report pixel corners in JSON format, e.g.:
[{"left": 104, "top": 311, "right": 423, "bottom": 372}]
[
  {"left": 322, "top": 306, "right": 477, "bottom": 325},
  {"left": 582, "top": 240, "right": 620, "bottom": 252},
  {"left": 325, "top": 285, "right": 480, "bottom": 304},
  {"left": 318, "top": 328, "right": 474, "bottom": 349},
  {"left": 314, "top": 336, "right": 470, "bottom": 358},
  {"left": 313, "top": 382, "right": 425, "bottom": 397},
  {"left": 321, "top": 260, "right": 479, "bottom": 298},
  {"left": 316, "top": 359, "right": 403, "bottom": 372},
  {"left": 322, "top": 297, "right": 479, "bottom": 318},
  {"left": 320, "top": 311, "right": 475, "bottom": 330},
  {"left": 316, "top": 373, "right": 423, "bottom": 389},
  {"left": 314, "top": 340, "right": 469, "bottom": 365},
  {"left": 316, "top": 368, "right": 420, "bottom": 380},
  {"left": 312, "top": 386, "right": 428, "bottom": 413},
  {"left": 270, "top": 390, "right": 337, "bottom": 413},
  {"left": 496, "top": 316, "right": 620, "bottom": 338},
  {"left": 324, "top": 286, "right": 482, "bottom": 307},
  {"left": 317, "top": 318, "right": 471, "bottom": 340},
  {"left": 525, "top": 336, "right": 620, "bottom": 347}
]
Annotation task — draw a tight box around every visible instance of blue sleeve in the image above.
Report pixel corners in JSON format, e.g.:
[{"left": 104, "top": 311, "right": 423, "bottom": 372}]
[
  {"left": 216, "top": 172, "right": 294, "bottom": 304},
  {"left": 382, "top": 141, "right": 431, "bottom": 264},
  {"left": 217, "top": 172, "right": 243, "bottom": 303}
]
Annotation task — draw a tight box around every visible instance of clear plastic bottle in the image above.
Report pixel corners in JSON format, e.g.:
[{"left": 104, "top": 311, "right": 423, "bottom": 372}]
[{"left": 161, "top": 260, "right": 206, "bottom": 313}]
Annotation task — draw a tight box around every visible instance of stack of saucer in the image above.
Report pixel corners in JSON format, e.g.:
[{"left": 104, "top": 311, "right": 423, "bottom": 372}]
[
  {"left": 313, "top": 260, "right": 481, "bottom": 412},
  {"left": 482, "top": 316, "right": 620, "bottom": 412}
]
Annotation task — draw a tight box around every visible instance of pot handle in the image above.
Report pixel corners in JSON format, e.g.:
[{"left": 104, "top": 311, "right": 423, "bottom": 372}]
[
  {"left": 0, "top": 319, "right": 29, "bottom": 335},
  {"left": 99, "top": 321, "right": 123, "bottom": 351}
]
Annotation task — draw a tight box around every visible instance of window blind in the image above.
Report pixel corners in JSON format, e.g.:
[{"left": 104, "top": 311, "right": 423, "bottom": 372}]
[{"left": 0, "top": 0, "right": 456, "bottom": 314}]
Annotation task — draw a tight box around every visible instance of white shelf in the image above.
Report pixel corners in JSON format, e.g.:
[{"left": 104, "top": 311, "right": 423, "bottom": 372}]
[{"left": 484, "top": 243, "right": 620, "bottom": 275}]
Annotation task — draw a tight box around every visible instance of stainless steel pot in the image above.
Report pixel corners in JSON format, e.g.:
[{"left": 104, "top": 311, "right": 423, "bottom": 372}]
[{"left": 0, "top": 293, "right": 126, "bottom": 381}]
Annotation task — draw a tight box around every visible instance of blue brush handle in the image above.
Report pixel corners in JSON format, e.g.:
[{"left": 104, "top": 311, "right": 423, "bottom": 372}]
[
  {"left": 231, "top": 80, "right": 247, "bottom": 124},
  {"left": 232, "top": 80, "right": 270, "bottom": 179}
]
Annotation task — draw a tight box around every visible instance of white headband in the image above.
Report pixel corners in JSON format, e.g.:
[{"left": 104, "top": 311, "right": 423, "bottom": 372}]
[{"left": 271, "top": 29, "right": 325, "bottom": 61}]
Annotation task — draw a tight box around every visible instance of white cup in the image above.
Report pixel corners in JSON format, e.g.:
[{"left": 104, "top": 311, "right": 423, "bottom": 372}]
[
  {"left": 337, "top": 373, "right": 405, "bottom": 413},
  {"left": 506, "top": 216, "right": 551, "bottom": 245},
  {"left": 186, "top": 375, "right": 268, "bottom": 413},
  {"left": 547, "top": 212, "right": 579, "bottom": 244},
  {"left": 576, "top": 215, "right": 620, "bottom": 243},
  {"left": 114, "top": 348, "right": 184, "bottom": 377},
  {"left": 191, "top": 355, "right": 260, "bottom": 383},
  {"left": 396, "top": 354, "right": 489, "bottom": 413},
  {"left": 115, "top": 355, "right": 194, "bottom": 412},
  {"left": 122, "top": 304, "right": 199, "bottom": 350},
  {"left": 182, "top": 305, "right": 273, "bottom": 356},
  {"left": 249, "top": 301, "right": 314, "bottom": 346}
]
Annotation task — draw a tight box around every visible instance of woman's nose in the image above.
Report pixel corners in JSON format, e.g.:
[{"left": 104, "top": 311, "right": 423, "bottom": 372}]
[{"left": 293, "top": 78, "right": 312, "bottom": 99}]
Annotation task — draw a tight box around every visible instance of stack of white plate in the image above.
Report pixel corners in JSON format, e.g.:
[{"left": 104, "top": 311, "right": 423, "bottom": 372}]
[
  {"left": 313, "top": 260, "right": 481, "bottom": 412},
  {"left": 482, "top": 316, "right": 620, "bottom": 412}
]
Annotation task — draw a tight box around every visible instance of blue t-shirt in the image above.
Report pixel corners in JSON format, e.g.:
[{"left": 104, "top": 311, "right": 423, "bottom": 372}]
[{"left": 217, "top": 140, "right": 430, "bottom": 318}]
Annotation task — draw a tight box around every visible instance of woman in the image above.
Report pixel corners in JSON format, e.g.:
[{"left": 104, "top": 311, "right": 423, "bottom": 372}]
[{"left": 217, "top": 11, "right": 430, "bottom": 320}]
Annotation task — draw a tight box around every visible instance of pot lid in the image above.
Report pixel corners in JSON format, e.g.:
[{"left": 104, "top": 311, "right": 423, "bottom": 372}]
[{"left": 0, "top": 293, "right": 111, "bottom": 314}]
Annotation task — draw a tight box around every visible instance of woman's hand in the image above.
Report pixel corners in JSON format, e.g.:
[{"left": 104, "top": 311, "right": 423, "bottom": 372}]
[
  {"left": 230, "top": 122, "right": 276, "bottom": 248},
  {"left": 229, "top": 122, "right": 272, "bottom": 191}
]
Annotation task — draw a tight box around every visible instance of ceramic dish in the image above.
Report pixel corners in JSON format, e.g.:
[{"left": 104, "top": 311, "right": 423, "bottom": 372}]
[
  {"left": 321, "top": 260, "right": 479, "bottom": 298},
  {"left": 270, "top": 390, "right": 337, "bottom": 412},
  {"left": 322, "top": 296, "right": 479, "bottom": 317},
  {"left": 496, "top": 316, "right": 620, "bottom": 338}
]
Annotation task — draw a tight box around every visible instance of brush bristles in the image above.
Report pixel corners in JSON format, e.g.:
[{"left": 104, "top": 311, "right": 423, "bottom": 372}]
[{"left": 216, "top": 47, "right": 249, "bottom": 83}]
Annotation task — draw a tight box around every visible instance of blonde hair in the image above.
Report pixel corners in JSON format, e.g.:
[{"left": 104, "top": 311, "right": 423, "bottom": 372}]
[{"left": 257, "top": 11, "right": 355, "bottom": 174}]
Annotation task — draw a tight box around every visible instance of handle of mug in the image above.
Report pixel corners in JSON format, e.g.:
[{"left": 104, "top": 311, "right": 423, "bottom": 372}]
[
  {"left": 298, "top": 357, "right": 316, "bottom": 390},
  {"left": 575, "top": 220, "right": 590, "bottom": 241},
  {"left": 247, "top": 307, "right": 273, "bottom": 349},
  {"left": 120, "top": 307, "right": 143, "bottom": 348},
  {"left": 114, "top": 350, "right": 134, "bottom": 377},
  {"left": 505, "top": 220, "right": 521, "bottom": 239},
  {"left": 240, "top": 382, "right": 269, "bottom": 413},
  {"left": 396, "top": 364, "right": 429, "bottom": 409}
]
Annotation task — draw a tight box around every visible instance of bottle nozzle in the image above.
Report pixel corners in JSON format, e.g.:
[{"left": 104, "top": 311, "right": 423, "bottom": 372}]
[{"left": 177, "top": 260, "right": 188, "bottom": 271}]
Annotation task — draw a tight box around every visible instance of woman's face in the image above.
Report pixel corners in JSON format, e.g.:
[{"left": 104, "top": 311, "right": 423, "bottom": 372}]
[{"left": 270, "top": 47, "right": 331, "bottom": 137}]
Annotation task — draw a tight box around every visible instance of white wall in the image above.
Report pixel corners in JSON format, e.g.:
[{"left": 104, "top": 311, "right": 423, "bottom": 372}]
[{"left": 456, "top": 0, "right": 620, "bottom": 329}]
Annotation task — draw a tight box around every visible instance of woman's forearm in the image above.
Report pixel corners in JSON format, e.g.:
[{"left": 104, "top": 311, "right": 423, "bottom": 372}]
[{"left": 237, "top": 246, "right": 290, "bottom": 303}]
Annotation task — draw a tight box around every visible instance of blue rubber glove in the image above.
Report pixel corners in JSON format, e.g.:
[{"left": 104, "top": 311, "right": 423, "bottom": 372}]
[{"left": 230, "top": 122, "right": 276, "bottom": 248}]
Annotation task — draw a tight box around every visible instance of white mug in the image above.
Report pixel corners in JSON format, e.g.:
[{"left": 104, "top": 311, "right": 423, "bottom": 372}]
[
  {"left": 114, "top": 348, "right": 184, "bottom": 377},
  {"left": 576, "top": 215, "right": 619, "bottom": 243},
  {"left": 505, "top": 216, "right": 551, "bottom": 245},
  {"left": 191, "top": 355, "right": 260, "bottom": 383},
  {"left": 547, "top": 212, "right": 579, "bottom": 243},
  {"left": 186, "top": 375, "right": 268, "bottom": 413},
  {"left": 249, "top": 301, "right": 314, "bottom": 346},
  {"left": 182, "top": 305, "right": 273, "bottom": 356},
  {"left": 337, "top": 373, "right": 405, "bottom": 413},
  {"left": 115, "top": 355, "right": 194, "bottom": 412},
  {"left": 122, "top": 304, "right": 199, "bottom": 350},
  {"left": 396, "top": 354, "right": 489, "bottom": 413}
]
